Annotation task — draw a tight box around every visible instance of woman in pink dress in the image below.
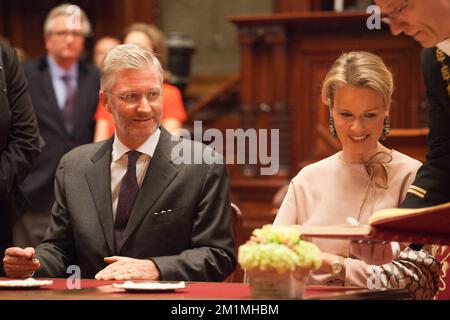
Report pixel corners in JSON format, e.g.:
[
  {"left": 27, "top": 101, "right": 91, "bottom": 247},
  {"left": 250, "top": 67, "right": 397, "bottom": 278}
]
[{"left": 274, "top": 51, "right": 440, "bottom": 299}]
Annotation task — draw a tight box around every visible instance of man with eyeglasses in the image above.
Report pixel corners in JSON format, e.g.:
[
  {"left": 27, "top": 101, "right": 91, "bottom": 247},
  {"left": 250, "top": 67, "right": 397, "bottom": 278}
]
[
  {"left": 375, "top": 0, "right": 450, "bottom": 208},
  {"left": 14, "top": 4, "right": 100, "bottom": 248},
  {"left": 3, "top": 44, "right": 236, "bottom": 282}
]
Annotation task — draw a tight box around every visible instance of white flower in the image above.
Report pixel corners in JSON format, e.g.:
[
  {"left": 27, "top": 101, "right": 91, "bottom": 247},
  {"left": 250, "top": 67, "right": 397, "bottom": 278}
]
[{"left": 238, "top": 224, "right": 321, "bottom": 272}]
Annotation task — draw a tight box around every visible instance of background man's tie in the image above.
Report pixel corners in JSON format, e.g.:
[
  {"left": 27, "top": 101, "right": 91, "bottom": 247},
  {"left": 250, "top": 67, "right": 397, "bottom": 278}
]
[
  {"left": 61, "top": 74, "right": 76, "bottom": 133},
  {"left": 114, "top": 150, "right": 141, "bottom": 253}
]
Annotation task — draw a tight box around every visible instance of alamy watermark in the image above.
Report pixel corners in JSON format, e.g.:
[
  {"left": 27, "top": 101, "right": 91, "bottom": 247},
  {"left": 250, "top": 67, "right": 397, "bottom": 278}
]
[
  {"left": 171, "top": 121, "right": 279, "bottom": 175},
  {"left": 65, "top": 5, "right": 82, "bottom": 30},
  {"left": 366, "top": 265, "right": 383, "bottom": 290},
  {"left": 366, "top": 264, "right": 401, "bottom": 290},
  {"left": 66, "top": 265, "right": 81, "bottom": 289},
  {"left": 366, "top": 5, "right": 382, "bottom": 30}
]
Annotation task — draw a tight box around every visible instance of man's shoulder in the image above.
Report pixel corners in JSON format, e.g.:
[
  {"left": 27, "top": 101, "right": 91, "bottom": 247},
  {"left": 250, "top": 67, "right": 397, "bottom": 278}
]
[
  {"left": 421, "top": 47, "right": 438, "bottom": 67},
  {"left": 0, "top": 44, "right": 18, "bottom": 80},
  {"left": 0, "top": 43, "right": 15, "bottom": 64},
  {"left": 78, "top": 60, "right": 99, "bottom": 78},
  {"left": 22, "top": 56, "right": 46, "bottom": 68},
  {"left": 60, "top": 140, "right": 110, "bottom": 166},
  {"left": 22, "top": 56, "right": 47, "bottom": 76}
]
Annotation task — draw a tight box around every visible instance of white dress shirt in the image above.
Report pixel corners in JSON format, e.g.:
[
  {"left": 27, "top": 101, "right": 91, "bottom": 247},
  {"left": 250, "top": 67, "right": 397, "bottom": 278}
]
[
  {"left": 46, "top": 56, "right": 78, "bottom": 110},
  {"left": 110, "top": 128, "right": 161, "bottom": 220}
]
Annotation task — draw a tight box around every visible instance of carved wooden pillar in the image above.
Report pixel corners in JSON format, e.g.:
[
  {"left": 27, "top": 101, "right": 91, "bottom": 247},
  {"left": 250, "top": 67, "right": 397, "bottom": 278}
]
[
  {"left": 237, "top": 27, "right": 259, "bottom": 176},
  {"left": 236, "top": 25, "right": 291, "bottom": 177},
  {"left": 265, "top": 25, "right": 290, "bottom": 175}
]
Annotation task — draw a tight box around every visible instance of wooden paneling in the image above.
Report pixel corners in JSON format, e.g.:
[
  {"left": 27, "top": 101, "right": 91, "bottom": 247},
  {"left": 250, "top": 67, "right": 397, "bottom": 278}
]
[
  {"left": 92, "top": 0, "right": 158, "bottom": 40},
  {"left": 276, "top": 0, "right": 324, "bottom": 12},
  {"left": 122, "top": 0, "right": 158, "bottom": 28},
  {"left": 90, "top": 0, "right": 125, "bottom": 40},
  {"left": 229, "top": 11, "right": 427, "bottom": 241}
]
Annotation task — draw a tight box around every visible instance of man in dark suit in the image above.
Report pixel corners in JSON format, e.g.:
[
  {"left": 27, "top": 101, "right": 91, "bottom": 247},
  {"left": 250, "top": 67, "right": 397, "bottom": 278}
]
[
  {"left": 3, "top": 44, "right": 235, "bottom": 281},
  {"left": 375, "top": 0, "right": 450, "bottom": 208},
  {"left": 0, "top": 42, "right": 42, "bottom": 275},
  {"left": 14, "top": 4, "right": 99, "bottom": 247}
]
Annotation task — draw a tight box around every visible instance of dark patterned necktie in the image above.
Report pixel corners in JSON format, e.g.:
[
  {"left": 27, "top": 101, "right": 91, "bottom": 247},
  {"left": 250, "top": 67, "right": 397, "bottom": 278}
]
[
  {"left": 114, "top": 150, "right": 141, "bottom": 253},
  {"left": 61, "top": 74, "right": 76, "bottom": 133}
]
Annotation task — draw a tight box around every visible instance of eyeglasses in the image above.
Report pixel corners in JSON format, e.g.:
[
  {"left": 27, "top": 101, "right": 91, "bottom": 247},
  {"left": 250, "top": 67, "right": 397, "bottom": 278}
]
[
  {"left": 381, "top": 0, "right": 409, "bottom": 24},
  {"left": 50, "top": 30, "right": 84, "bottom": 38},
  {"left": 107, "top": 90, "right": 162, "bottom": 105}
]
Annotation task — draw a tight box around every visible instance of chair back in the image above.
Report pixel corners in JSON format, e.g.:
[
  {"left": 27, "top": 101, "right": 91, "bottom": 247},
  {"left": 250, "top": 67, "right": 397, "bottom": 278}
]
[{"left": 223, "top": 203, "right": 244, "bottom": 282}]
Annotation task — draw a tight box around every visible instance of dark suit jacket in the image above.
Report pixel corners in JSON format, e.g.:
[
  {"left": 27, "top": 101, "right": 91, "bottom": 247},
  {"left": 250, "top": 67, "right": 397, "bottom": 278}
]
[
  {"left": 0, "top": 43, "right": 42, "bottom": 273},
  {"left": 20, "top": 56, "right": 99, "bottom": 212},
  {"left": 401, "top": 48, "right": 450, "bottom": 208},
  {"left": 35, "top": 128, "right": 236, "bottom": 281}
]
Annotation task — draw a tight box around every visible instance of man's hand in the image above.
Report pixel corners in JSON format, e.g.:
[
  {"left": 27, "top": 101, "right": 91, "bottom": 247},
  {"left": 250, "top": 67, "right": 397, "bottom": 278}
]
[
  {"left": 3, "top": 247, "right": 40, "bottom": 278},
  {"left": 95, "top": 256, "right": 161, "bottom": 280}
]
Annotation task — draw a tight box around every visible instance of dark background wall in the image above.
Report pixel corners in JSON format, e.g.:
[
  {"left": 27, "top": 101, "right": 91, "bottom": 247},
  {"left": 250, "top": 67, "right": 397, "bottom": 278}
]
[{"left": 0, "top": 0, "right": 273, "bottom": 75}]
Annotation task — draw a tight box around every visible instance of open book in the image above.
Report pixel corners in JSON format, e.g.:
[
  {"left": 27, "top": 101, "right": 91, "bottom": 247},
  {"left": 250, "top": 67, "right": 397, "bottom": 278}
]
[{"left": 294, "top": 202, "right": 450, "bottom": 244}]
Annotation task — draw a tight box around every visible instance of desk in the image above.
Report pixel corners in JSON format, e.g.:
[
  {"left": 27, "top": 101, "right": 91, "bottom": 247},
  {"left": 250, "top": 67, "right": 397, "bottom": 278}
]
[{"left": 0, "top": 278, "right": 411, "bottom": 300}]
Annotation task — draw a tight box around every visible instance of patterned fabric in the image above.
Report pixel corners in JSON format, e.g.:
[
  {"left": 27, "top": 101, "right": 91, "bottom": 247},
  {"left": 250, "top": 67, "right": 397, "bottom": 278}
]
[{"left": 368, "top": 247, "right": 440, "bottom": 300}]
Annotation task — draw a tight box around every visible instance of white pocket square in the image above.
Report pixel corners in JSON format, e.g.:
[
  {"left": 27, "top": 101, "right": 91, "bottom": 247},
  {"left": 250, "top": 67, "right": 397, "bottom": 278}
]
[{"left": 153, "top": 209, "right": 172, "bottom": 215}]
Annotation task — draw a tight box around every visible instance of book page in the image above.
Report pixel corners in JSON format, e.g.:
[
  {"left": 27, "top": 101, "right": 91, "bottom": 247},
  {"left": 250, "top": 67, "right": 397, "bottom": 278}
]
[
  {"left": 368, "top": 201, "right": 450, "bottom": 235},
  {"left": 293, "top": 224, "right": 373, "bottom": 239}
]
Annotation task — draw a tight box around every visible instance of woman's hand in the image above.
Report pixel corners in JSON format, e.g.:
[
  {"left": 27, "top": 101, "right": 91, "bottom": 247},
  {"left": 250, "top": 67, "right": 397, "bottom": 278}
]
[
  {"left": 318, "top": 252, "right": 346, "bottom": 280},
  {"left": 318, "top": 252, "right": 335, "bottom": 273}
]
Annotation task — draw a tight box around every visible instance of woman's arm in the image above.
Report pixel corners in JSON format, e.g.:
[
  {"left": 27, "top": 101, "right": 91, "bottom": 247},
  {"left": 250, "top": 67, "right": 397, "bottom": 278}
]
[{"left": 344, "top": 247, "right": 440, "bottom": 300}]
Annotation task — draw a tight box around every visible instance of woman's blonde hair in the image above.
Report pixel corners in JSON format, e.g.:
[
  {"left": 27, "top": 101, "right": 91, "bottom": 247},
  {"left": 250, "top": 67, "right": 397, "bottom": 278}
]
[{"left": 321, "top": 51, "right": 393, "bottom": 109}]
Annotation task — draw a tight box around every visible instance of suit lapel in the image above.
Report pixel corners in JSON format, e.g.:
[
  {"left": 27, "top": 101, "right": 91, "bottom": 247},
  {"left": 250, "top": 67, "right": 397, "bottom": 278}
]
[
  {"left": 121, "top": 129, "right": 179, "bottom": 249},
  {"left": 85, "top": 138, "right": 115, "bottom": 255}
]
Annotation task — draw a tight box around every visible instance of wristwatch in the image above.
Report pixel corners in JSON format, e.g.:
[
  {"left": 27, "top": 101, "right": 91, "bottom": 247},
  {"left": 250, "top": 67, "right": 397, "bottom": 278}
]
[{"left": 331, "top": 256, "right": 345, "bottom": 276}]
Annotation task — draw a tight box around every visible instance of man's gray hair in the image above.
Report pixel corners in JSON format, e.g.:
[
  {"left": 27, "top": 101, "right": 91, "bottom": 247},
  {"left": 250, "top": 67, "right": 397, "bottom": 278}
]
[
  {"left": 44, "top": 3, "right": 91, "bottom": 36},
  {"left": 100, "top": 44, "right": 164, "bottom": 91}
]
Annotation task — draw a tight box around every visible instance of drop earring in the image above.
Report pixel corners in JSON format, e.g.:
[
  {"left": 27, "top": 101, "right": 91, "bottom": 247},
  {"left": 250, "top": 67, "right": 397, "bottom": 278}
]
[
  {"left": 329, "top": 116, "right": 338, "bottom": 138},
  {"left": 381, "top": 116, "right": 391, "bottom": 141}
]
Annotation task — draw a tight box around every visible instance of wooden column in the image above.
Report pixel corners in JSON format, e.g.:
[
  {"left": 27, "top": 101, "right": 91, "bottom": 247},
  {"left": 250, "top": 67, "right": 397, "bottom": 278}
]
[
  {"left": 265, "top": 25, "right": 290, "bottom": 175},
  {"left": 237, "top": 27, "right": 259, "bottom": 176}
]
